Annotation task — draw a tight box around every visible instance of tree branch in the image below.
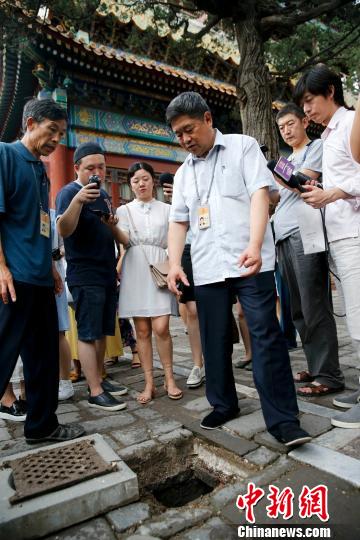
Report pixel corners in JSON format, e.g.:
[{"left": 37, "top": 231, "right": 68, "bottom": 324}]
[
  {"left": 260, "top": 0, "right": 354, "bottom": 37},
  {"left": 284, "top": 23, "right": 360, "bottom": 76},
  {"left": 183, "top": 13, "right": 222, "bottom": 39}
]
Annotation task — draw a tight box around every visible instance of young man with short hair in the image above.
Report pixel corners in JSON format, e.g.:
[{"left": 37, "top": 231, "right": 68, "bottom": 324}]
[
  {"left": 167, "top": 91, "right": 311, "bottom": 447},
  {"left": 0, "top": 98, "right": 84, "bottom": 443},
  {"left": 295, "top": 64, "right": 360, "bottom": 427},
  {"left": 272, "top": 103, "right": 344, "bottom": 396},
  {"left": 56, "top": 142, "right": 128, "bottom": 411}
]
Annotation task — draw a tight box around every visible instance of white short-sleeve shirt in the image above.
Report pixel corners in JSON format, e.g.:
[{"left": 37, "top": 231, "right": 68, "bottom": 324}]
[
  {"left": 169, "top": 129, "right": 276, "bottom": 286},
  {"left": 321, "top": 107, "right": 360, "bottom": 243}
]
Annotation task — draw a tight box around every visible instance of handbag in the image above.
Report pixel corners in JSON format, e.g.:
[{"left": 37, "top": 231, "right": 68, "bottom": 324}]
[{"left": 126, "top": 205, "right": 169, "bottom": 289}]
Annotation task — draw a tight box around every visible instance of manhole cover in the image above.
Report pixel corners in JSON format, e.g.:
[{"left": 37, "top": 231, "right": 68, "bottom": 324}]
[{"left": 3, "top": 439, "right": 115, "bottom": 504}]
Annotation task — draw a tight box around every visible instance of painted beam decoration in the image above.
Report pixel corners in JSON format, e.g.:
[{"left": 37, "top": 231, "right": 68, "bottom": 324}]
[
  {"left": 69, "top": 105, "right": 176, "bottom": 143},
  {"left": 67, "top": 128, "right": 187, "bottom": 163}
]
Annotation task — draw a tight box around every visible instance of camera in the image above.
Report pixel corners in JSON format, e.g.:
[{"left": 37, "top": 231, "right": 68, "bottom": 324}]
[
  {"left": 52, "top": 248, "right": 62, "bottom": 261},
  {"left": 88, "top": 174, "right": 101, "bottom": 189}
]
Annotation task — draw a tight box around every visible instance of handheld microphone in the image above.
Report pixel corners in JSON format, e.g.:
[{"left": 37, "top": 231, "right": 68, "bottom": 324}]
[
  {"left": 159, "top": 172, "right": 174, "bottom": 186},
  {"left": 267, "top": 159, "right": 322, "bottom": 192}
]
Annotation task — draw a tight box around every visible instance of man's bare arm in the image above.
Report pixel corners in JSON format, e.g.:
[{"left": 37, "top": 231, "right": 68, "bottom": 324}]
[{"left": 0, "top": 235, "right": 16, "bottom": 303}]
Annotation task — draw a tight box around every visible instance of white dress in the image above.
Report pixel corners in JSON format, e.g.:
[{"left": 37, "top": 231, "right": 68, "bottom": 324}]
[{"left": 117, "top": 199, "right": 178, "bottom": 318}]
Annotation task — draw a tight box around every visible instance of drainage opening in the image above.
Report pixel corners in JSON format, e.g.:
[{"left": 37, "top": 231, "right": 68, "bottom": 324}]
[{"left": 150, "top": 468, "right": 219, "bottom": 508}]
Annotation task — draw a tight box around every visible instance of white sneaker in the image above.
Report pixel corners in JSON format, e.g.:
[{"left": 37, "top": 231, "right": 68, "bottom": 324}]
[
  {"left": 186, "top": 366, "right": 205, "bottom": 388},
  {"left": 58, "top": 379, "right": 75, "bottom": 401}
]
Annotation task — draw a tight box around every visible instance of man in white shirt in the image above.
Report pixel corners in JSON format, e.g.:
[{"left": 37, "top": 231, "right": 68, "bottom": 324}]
[
  {"left": 295, "top": 65, "right": 360, "bottom": 428},
  {"left": 272, "top": 103, "right": 344, "bottom": 397},
  {"left": 167, "top": 92, "right": 311, "bottom": 447}
]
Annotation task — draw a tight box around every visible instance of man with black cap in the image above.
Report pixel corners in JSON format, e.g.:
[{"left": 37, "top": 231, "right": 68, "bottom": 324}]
[{"left": 56, "top": 142, "right": 128, "bottom": 411}]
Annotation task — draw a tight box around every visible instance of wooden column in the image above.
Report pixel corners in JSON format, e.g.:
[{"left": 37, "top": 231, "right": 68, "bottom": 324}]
[{"left": 46, "top": 144, "right": 74, "bottom": 208}]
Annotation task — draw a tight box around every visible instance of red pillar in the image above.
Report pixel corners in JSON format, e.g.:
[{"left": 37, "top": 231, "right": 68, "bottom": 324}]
[{"left": 46, "top": 144, "right": 73, "bottom": 208}]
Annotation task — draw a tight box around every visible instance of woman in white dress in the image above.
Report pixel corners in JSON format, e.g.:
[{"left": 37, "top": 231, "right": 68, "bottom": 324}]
[{"left": 116, "top": 162, "right": 182, "bottom": 404}]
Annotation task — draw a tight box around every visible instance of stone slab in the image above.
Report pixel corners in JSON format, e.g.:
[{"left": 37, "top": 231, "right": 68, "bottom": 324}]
[
  {"left": 147, "top": 419, "right": 183, "bottom": 437},
  {"left": 340, "top": 436, "right": 360, "bottom": 460},
  {"left": 112, "top": 426, "right": 150, "bottom": 447},
  {"left": 183, "top": 396, "right": 211, "bottom": 412},
  {"left": 0, "top": 434, "right": 138, "bottom": 540},
  {"left": 106, "top": 502, "right": 150, "bottom": 533},
  {"left": 80, "top": 412, "right": 136, "bottom": 433},
  {"left": 136, "top": 508, "right": 212, "bottom": 538},
  {"left": 223, "top": 410, "right": 266, "bottom": 439},
  {"left": 0, "top": 427, "right": 11, "bottom": 442},
  {"left": 244, "top": 446, "right": 278, "bottom": 468},
  {"left": 211, "top": 455, "right": 296, "bottom": 509},
  {"left": 299, "top": 413, "right": 332, "bottom": 437},
  {"left": 315, "top": 427, "right": 360, "bottom": 451},
  {"left": 45, "top": 517, "right": 116, "bottom": 540},
  {"left": 234, "top": 383, "right": 258, "bottom": 399},
  {"left": 183, "top": 517, "right": 237, "bottom": 540},
  {"left": 187, "top": 419, "right": 258, "bottom": 457},
  {"left": 253, "top": 431, "right": 288, "bottom": 453},
  {"left": 297, "top": 400, "right": 336, "bottom": 419},
  {"left": 56, "top": 403, "right": 79, "bottom": 414},
  {"left": 289, "top": 443, "right": 360, "bottom": 488}
]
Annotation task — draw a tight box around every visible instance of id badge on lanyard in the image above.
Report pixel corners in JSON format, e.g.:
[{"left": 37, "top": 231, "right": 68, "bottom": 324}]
[
  {"left": 40, "top": 209, "right": 50, "bottom": 238},
  {"left": 193, "top": 147, "right": 219, "bottom": 231}
]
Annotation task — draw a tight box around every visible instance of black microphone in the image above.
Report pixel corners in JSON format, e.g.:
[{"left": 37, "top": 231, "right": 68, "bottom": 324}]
[
  {"left": 267, "top": 160, "right": 322, "bottom": 192},
  {"left": 159, "top": 172, "right": 174, "bottom": 186}
]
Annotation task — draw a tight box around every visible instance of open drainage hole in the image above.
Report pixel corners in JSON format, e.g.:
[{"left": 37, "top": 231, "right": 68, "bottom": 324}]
[{"left": 149, "top": 468, "right": 219, "bottom": 508}]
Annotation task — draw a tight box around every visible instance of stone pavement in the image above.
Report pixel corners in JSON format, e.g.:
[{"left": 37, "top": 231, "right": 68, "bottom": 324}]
[{"left": 0, "top": 294, "right": 359, "bottom": 539}]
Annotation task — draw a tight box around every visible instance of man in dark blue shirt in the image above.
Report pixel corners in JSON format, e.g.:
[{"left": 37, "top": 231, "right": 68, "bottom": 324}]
[
  {"left": 56, "top": 142, "right": 128, "bottom": 411},
  {"left": 0, "top": 98, "right": 84, "bottom": 443}
]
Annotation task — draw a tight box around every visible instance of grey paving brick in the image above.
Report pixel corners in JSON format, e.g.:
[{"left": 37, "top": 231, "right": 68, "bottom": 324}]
[
  {"left": 56, "top": 403, "right": 79, "bottom": 414},
  {"left": 157, "top": 428, "right": 192, "bottom": 444},
  {"left": 45, "top": 517, "right": 116, "bottom": 540},
  {"left": 244, "top": 446, "right": 278, "bottom": 468},
  {"left": 136, "top": 508, "right": 212, "bottom": 538},
  {"left": 186, "top": 419, "right": 257, "bottom": 456},
  {"left": 299, "top": 413, "right": 332, "bottom": 437},
  {"left": 223, "top": 410, "right": 266, "bottom": 439},
  {"left": 315, "top": 427, "right": 360, "bottom": 451},
  {"left": 341, "top": 436, "right": 360, "bottom": 460},
  {"left": 290, "top": 442, "right": 360, "bottom": 488},
  {"left": 211, "top": 455, "right": 296, "bottom": 509},
  {"left": 298, "top": 400, "right": 336, "bottom": 419},
  {"left": 118, "top": 439, "right": 158, "bottom": 460},
  {"left": 147, "top": 419, "right": 183, "bottom": 436},
  {"left": 183, "top": 396, "right": 211, "bottom": 412},
  {"left": 253, "top": 431, "right": 288, "bottom": 453},
  {"left": 81, "top": 412, "right": 136, "bottom": 433},
  {"left": 183, "top": 517, "right": 237, "bottom": 540},
  {"left": 56, "top": 412, "right": 81, "bottom": 424},
  {"left": 112, "top": 426, "right": 150, "bottom": 447},
  {"left": 0, "top": 428, "right": 11, "bottom": 442},
  {"left": 106, "top": 502, "right": 150, "bottom": 533},
  {"left": 133, "top": 408, "right": 162, "bottom": 421}
]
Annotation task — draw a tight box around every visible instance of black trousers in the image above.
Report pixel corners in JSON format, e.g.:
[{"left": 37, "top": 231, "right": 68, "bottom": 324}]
[
  {"left": 0, "top": 282, "right": 59, "bottom": 438},
  {"left": 195, "top": 271, "right": 299, "bottom": 437}
]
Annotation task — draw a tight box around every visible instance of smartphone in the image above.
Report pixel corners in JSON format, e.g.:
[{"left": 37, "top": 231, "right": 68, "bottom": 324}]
[
  {"left": 90, "top": 209, "right": 110, "bottom": 220},
  {"left": 88, "top": 174, "right": 101, "bottom": 189}
]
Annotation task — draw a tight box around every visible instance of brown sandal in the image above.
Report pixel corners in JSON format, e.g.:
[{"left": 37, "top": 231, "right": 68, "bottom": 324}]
[
  {"left": 294, "top": 371, "right": 315, "bottom": 383},
  {"left": 297, "top": 383, "right": 344, "bottom": 397},
  {"left": 131, "top": 352, "right": 141, "bottom": 369}
]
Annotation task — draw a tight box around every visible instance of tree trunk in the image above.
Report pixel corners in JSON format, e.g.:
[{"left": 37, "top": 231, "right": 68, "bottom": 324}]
[{"left": 235, "top": 17, "right": 279, "bottom": 158}]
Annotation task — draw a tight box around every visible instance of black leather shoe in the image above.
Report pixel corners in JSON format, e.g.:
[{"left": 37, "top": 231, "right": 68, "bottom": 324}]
[
  {"left": 200, "top": 409, "right": 240, "bottom": 430},
  {"left": 0, "top": 399, "right": 27, "bottom": 422}
]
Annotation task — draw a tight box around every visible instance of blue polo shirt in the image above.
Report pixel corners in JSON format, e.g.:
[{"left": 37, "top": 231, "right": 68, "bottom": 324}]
[
  {"left": 0, "top": 141, "right": 53, "bottom": 286},
  {"left": 56, "top": 182, "right": 116, "bottom": 288}
]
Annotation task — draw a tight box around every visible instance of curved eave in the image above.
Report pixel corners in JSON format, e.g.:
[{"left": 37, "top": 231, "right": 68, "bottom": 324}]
[{"left": 0, "top": 46, "right": 36, "bottom": 142}]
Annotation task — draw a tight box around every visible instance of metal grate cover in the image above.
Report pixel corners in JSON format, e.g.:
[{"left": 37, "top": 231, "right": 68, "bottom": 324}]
[{"left": 3, "top": 439, "right": 116, "bottom": 505}]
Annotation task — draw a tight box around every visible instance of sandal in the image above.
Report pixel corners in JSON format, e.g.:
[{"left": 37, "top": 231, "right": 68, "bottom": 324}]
[
  {"left": 297, "top": 383, "right": 344, "bottom": 397},
  {"left": 294, "top": 371, "right": 315, "bottom": 383},
  {"left": 131, "top": 351, "right": 141, "bottom": 369},
  {"left": 164, "top": 383, "right": 183, "bottom": 400},
  {"left": 137, "top": 387, "right": 156, "bottom": 405}
]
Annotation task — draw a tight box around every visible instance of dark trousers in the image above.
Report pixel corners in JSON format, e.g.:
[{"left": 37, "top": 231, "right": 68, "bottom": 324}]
[
  {"left": 274, "top": 263, "right": 297, "bottom": 349},
  {"left": 195, "top": 271, "right": 299, "bottom": 436},
  {"left": 277, "top": 232, "right": 344, "bottom": 388},
  {"left": 0, "top": 282, "right": 59, "bottom": 438}
]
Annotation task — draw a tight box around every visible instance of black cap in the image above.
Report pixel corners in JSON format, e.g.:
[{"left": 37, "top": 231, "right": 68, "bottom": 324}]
[{"left": 73, "top": 142, "right": 105, "bottom": 163}]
